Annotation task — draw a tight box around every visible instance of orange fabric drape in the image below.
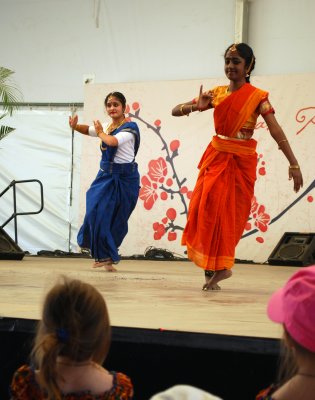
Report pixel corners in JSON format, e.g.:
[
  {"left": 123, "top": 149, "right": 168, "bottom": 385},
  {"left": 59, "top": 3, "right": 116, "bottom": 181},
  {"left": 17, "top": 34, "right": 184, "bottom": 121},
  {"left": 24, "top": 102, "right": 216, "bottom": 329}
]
[
  {"left": 214, "top": 83, "right": 268, "bottom": 138},
  {"left": 182, "top": 84, "right": 267, "bottom": 271}
]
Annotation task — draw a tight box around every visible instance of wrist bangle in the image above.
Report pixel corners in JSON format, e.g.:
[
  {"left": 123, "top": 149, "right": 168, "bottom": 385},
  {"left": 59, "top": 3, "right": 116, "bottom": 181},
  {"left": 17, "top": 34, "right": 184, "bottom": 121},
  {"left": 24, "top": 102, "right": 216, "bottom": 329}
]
[
  {"left": 289, "top": 165, "right": 300, "bottom": 169},
  {"left": 180, "top": 104, "right": 192, "bottom": 116},
  {"left": 278, "top": 139, "right": 288, "bottom": 149},
  {"left": 97, "top": 131, "right": 104, "bottom": 137}
]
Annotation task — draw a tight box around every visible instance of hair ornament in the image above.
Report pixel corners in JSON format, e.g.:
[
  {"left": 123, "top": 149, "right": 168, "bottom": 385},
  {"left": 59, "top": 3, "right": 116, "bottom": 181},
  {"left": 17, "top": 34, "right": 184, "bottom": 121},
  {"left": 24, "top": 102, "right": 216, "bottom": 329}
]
[
  {"left": 56, "top": 328, "right": 69, "bottom": 343},
  {"left": 229, "top": 43, "right": 238, "bottom": 52}
]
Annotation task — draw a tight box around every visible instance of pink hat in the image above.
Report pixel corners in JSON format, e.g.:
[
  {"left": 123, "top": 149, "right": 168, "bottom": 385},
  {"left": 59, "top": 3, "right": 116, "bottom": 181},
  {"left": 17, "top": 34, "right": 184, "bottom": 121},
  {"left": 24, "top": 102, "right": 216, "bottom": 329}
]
[{"left": 267, "top": 265, "right": 315, "bottom": 352}]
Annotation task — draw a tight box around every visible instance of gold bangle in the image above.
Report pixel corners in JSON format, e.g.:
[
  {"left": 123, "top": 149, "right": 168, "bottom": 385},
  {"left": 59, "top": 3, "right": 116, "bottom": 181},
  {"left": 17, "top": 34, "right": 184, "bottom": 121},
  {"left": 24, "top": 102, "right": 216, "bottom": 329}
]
[
  {"left": 278, "top": 139, "right": 288, "bottom": 149},
  {"left": 180, "top": 104, "right": 186, "bottom": 116},
  {"left": 97, "top": 131, "right": 104, "bottom": 137},
  {"left": 289, "top": 165, "right": 300, "bottom": 169},
  {"left": 180, "top": 104, "right": 191, "bottom": 116}
]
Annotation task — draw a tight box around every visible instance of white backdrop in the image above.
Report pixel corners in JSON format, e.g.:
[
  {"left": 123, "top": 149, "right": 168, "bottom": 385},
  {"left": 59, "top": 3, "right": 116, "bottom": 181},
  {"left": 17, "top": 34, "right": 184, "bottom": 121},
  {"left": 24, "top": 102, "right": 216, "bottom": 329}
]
[{"left": 81, "top": 74, "right": 315, "bottom": 263}]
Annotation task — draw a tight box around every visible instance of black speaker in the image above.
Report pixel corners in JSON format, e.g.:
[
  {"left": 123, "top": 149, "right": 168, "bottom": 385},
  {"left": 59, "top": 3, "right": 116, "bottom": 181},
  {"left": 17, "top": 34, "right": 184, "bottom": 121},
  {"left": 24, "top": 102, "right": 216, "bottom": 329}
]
[
  {"left": 0, "top": 227, "right": 25, "bottom": 260},
  {"left": 268, "top": 232, "right": 315, "bottom": 266}
]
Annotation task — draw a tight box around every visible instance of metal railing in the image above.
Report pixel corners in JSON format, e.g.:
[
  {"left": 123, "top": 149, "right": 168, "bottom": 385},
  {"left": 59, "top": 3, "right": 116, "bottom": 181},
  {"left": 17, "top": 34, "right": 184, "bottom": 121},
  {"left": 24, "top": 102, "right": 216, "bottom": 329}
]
[{"left": 0, "top": 179, "right": 44, "bottom": 245}]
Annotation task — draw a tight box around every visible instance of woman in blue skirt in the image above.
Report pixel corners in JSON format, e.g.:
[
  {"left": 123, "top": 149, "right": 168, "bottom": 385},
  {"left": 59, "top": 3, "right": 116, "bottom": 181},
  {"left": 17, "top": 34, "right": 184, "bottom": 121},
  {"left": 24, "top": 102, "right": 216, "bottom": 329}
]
[{"left": 69, "top": 92, "right": 140, "bottom": 271}]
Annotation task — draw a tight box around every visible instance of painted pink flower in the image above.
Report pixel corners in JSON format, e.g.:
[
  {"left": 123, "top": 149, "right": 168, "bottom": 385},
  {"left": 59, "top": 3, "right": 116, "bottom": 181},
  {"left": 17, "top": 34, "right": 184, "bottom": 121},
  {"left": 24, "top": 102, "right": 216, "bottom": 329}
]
[
  {"left": 168, "top": 231, "right": 177, "bottom": 241},
  {"left": 180, "top": 186, "right": 188, "bottom": 194},
  {"left": 170, "top": 140, "right": 180, "bottom": 152},
  {"left": 160, "top": 191, "right": 168, "bottom": 200},
  {"left": 245, "top": 222, "right": 252, "bottom": 231},
  {"left": 132, "top": 102, "right": 140, "bottom": 111},
  {"left": 148, "top": 157, "right": 167, "bottom": 183},
  {"left": 187, "top": 191, "right": 193, "bottom": 199},
  {"left": 166, "top": 208, "right": 177, "bottom": 220},
  {"left": 153, "top": 223, "right": 166, "bottom": 240},
  {"left": 166, "top": 178, "right": 173, "bottom": 187},
  {"left": 254, "top": 205, "right": 270, "bottom": 232},
  {"left": 139, "top": 176, "right": 158, "bottom": 210},
  {"left": 250, "top": 196, "right": 259, "bottom": 214}
]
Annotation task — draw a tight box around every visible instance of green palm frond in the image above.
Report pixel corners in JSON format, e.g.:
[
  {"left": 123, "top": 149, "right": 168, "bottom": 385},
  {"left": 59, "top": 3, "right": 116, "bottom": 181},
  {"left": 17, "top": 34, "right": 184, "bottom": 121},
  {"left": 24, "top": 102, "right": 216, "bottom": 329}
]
[
  {"left": 0, "top": 67, "right": 22, "bottom": 142},
  {"left": 0, "top": 67, "right": 22, "bottom": 115},
  {"left": 0, "top": 125, "right": 15, "bottom": 140}
]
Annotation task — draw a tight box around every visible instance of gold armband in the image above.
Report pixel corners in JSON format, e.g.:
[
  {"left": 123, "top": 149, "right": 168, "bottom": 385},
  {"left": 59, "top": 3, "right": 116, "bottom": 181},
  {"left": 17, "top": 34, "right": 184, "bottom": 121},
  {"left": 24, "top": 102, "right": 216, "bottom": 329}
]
[
  {"left": 278, "top": 139, "right": 288, "bottom": 149},
  {"left": 289, "top": 165, "right": 300, "bottom": 169}
]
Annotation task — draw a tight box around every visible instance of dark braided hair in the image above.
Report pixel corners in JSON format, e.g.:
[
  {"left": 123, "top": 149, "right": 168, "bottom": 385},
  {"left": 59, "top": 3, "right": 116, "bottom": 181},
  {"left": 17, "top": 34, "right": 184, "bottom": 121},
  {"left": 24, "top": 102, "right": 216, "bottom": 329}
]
[
  {"left": 224, "top": 43, "right": 256, "bottom": 83},
  {"left": 104, "top": 91, "right": 126, "bottom": 108}
]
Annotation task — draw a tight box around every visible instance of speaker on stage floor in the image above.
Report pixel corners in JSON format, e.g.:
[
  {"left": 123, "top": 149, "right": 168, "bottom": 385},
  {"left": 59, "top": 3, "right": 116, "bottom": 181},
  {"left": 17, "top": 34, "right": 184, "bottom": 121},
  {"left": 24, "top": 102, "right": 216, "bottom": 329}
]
[
  {"left": 268, "top": 232, "right": 315, "bottom": 266},
  {"left": 0, "top": 227, "right": 25, "bottom": 260}
]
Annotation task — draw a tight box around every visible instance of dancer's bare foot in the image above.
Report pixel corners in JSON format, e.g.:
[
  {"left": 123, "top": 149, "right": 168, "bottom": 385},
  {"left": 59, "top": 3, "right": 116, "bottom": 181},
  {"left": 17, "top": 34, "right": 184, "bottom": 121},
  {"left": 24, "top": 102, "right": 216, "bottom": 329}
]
[
  {"left": 204, "top": 270, "right": 215, "bottom": 284},
  {"left": 104, "top": 264, "right": 117, "bottom": 272},
  {"left": 92, "top": 259, "right": 115, "bottom": 271},
  {"left": 203, "top": 282, "right": 221, "bottom": 290},
  {"left": 202, "top": 269, "right": 232, "bottom": 291},
  {"left": 92, "top": 261, "right": 107, "bottom": 268}
]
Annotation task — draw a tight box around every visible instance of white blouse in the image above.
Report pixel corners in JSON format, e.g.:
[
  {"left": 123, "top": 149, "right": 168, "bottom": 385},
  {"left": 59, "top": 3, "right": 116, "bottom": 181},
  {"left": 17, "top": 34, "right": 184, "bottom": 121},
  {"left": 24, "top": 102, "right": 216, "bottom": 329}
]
[{"left": 88, "top": 122, "right": 136, "bottom": 163}]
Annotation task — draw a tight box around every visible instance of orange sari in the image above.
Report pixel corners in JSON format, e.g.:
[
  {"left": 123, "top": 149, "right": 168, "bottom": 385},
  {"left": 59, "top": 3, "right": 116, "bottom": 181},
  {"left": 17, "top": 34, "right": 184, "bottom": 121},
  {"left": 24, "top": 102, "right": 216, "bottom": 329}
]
[{"left": 182, "top": 83, "right": 268, "bottom": 271}]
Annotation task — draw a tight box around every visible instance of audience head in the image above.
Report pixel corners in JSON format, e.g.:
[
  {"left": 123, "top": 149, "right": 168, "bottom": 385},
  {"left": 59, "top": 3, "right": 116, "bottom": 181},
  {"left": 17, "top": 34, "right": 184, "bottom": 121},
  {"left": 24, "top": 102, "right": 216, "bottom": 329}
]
[
  {"left": 32, "top": 276, "right": 111, "bottom": 397},
  {"left": 267, "top": 265, "right": 315, "bottom": 384},
  {"left": 150, "top": 385, "right": 222, "bottom": 400},
  {"left": 267, "top": 265, "right": 315, "bottom": 353}
]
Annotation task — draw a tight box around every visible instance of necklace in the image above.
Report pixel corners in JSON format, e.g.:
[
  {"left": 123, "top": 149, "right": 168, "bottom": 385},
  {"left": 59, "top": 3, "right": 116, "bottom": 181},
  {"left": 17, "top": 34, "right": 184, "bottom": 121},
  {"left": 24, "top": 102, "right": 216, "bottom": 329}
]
[
  {"left": 101, "top": 118, "right": 126, "bottom": 151},
  {"left": 106, "top": 118, "right": 126, "bottom": 134},
  {"left": 297, "top": 372, "right": 315, "bottom": 379}
]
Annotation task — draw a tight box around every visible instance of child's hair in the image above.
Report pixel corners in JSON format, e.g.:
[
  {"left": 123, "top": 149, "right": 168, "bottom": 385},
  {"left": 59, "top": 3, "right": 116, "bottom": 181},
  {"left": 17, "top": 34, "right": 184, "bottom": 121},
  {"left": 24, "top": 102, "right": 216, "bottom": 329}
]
[
  {"left": 31, "top": 276, "right": 111, "bottom": 399},
  {"left": 277, "top": 328, "right": 312, "bottom": 385}
]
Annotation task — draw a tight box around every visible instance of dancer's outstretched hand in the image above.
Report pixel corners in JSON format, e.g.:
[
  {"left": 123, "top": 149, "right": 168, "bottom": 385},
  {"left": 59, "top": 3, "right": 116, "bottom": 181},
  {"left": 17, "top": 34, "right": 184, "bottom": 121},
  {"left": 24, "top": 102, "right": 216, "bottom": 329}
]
[
  {"left": 69, "top": 115, "right": 78, "bottom": 129},
  {"left": 196, "top": 85, "right": 213, "bottom": 111}
]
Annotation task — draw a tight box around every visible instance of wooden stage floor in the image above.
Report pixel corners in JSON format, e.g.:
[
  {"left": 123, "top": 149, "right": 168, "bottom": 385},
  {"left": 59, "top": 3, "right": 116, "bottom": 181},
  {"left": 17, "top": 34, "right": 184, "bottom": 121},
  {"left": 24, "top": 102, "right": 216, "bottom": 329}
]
[{"left": 0, "top": 256, "right": 299, "bottom": 348}]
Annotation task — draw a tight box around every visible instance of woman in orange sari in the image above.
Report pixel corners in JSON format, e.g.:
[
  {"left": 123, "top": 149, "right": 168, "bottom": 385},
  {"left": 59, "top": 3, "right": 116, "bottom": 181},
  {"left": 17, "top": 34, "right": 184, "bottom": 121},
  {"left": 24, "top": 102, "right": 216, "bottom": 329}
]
[{"left": 172, "top": 43, "right": 303, "bottom": 290}]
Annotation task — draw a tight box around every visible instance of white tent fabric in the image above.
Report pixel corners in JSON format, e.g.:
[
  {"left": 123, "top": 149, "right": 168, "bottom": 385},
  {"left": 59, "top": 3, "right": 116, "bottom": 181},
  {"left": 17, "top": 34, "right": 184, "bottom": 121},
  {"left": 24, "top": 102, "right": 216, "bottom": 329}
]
[{"left": 0, "top": 109, "right": 82, "bottom": 254}]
